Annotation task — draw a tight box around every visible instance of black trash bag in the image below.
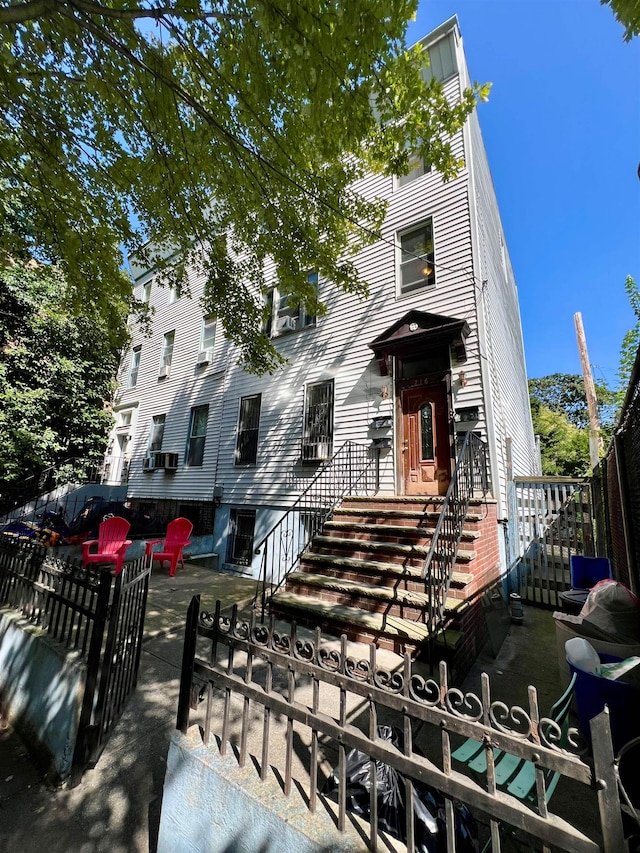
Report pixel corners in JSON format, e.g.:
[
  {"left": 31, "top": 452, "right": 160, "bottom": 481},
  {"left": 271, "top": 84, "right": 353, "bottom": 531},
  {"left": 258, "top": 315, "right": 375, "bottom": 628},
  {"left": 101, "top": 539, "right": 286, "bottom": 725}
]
[{"left": 323, "top": 724, "right": 478, "bottom": 853}]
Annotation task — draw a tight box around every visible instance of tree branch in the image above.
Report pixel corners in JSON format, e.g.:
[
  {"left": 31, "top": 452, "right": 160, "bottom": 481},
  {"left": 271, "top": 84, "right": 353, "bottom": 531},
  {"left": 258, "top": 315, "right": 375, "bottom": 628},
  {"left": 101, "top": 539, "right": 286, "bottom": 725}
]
[{"left": 0, "top": 0, "right": 238, "bottom": 26}]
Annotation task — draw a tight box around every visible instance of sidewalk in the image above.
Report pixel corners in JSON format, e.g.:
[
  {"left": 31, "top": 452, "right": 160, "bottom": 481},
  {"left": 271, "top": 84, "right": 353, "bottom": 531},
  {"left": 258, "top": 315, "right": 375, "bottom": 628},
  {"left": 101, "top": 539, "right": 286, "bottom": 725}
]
[{"left": 0, "top": 565, "right": 599, "bottom": 852}]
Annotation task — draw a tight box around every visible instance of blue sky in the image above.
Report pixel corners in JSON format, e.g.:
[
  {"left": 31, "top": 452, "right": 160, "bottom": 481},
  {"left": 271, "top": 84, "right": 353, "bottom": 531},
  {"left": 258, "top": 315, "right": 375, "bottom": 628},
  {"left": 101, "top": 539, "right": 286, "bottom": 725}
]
[{"left": 406, "top": 0, "right": 640, "bottom": 387}]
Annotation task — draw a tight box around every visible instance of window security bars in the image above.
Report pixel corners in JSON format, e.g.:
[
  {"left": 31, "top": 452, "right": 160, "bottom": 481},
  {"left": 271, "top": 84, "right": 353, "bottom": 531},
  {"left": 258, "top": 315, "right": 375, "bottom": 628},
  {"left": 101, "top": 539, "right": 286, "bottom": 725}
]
[
  {"left": 177, "top": 597, "right": 624, "bottom": 852},
  {"left": 302, "top": 378, "right": 334, "bottom": 461},
  {"left": 227, "top": 509, "right": 256, "bottom": 567},
  {"left": 254, "top": 440, "right": 375, "bottom": 617},
  {"left": 421, "top": 432, "right": 488, "bottom": 637}
]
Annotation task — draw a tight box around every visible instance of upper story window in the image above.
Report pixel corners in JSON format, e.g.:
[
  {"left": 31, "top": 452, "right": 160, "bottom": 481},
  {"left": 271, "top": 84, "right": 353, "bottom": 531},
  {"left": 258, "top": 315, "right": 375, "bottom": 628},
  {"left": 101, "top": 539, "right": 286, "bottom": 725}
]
[
  {"left": 398, "top": 221, "right": 436, "bottom": 295},
  {"left": 235, "top": 394, "right": 261, "bottom": 465},
  {"left": 185, "top": 405, "right": 208, "bottom": 467},
  {"left": 127, "top": 345, "right": 141, "bottom": 388},
  {"left": 265, "top": 271, "right": 317, "bottom": 337},
  {"left": 159, "top": 330, "right": 175, "bottom": 378},
  {"left": 302, "top": 379, "right": 334, "bottom": 462},
  {"left": 421, "top": 32, "right": 457, "bottom": 83},
  {"left": 143, "top": 282, "right": 152, "bottom": 303},
  {"left": 148, "top": 414, "right": 166, "bottom": 453},
  {"left": 198, "top": 316, "right": 216, "bottom": 364},
  {"left": 168, "top": 286, "right": 178, "bottom": 304},
  {"left": 397, "top": 146, "right": 431, "bottom": 188}
]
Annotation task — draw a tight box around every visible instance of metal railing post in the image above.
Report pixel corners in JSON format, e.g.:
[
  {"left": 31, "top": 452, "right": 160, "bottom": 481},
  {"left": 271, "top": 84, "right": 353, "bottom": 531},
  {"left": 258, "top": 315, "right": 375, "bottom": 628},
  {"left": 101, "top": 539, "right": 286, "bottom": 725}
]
[{"left": 177, "top": 595, "right": 201, "bottom": 734}]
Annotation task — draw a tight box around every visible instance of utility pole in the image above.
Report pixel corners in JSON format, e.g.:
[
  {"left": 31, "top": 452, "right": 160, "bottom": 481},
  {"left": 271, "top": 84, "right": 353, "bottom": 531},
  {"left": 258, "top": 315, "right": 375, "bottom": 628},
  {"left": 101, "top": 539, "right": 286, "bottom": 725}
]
[{"left": 574, "top": 311, "right": 602, "bottom": 468}]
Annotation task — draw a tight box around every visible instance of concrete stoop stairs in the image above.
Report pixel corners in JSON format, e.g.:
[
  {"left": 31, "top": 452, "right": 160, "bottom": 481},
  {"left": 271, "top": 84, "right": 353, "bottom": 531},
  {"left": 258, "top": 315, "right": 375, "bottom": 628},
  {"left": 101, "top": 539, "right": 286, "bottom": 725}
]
[{"left": 270, "top": 495, "right": 485, "bottom": 655}]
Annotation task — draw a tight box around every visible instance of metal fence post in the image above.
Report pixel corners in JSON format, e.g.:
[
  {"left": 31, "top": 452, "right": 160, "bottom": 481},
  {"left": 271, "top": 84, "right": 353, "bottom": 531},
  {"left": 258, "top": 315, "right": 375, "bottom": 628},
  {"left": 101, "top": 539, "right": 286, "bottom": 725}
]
[
  {"left": 590, "top": 707, "right": 626, "bottom": 852},
  {"left": 69, "top": 567, "right": 113, "bottom": 786},
  {"left": 177, "top": 595, "right": 200, "bottom": 734}
]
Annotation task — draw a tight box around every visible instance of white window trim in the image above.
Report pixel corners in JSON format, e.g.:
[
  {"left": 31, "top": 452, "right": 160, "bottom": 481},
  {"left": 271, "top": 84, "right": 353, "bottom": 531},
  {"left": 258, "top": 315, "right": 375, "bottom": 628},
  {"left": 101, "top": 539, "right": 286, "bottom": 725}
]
[
  {"left": 265, "top": 272, "right": 318, "bottom": 338},
  {"left": 396, "top": 219, "right": 437, "bottom": 298}
]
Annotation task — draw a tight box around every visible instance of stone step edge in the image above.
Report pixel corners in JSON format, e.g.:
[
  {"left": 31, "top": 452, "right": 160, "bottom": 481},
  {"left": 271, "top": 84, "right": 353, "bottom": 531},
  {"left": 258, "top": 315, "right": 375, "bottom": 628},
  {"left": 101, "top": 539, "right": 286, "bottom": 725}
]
[
  {"left": 312, "top": 536, "right": 477, "bottom": 562},
  {"left": 343, "top": 496, "right": 496, "bottom": 506},
  {"left": 324, "top": 521, "right": 480, "bottom": 540},
  {"left": 271, "top": 591, "right": 434, "bottom": 642},
  {"left": 334, "top": 508, "right": 484, "bottom": 522},
  {"left": 287, "top": 571, "right": 465, "bottom": 613},
  {"left": 300, "top": 553, "right": 473, "bottom": 587}
]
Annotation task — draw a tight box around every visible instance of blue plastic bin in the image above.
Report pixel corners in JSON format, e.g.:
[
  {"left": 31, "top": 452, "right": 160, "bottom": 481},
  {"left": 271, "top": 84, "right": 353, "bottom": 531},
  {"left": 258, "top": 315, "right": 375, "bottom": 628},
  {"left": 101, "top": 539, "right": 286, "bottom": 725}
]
[{"left": 569, "top": 654, "right": 640, "bottom": 754}]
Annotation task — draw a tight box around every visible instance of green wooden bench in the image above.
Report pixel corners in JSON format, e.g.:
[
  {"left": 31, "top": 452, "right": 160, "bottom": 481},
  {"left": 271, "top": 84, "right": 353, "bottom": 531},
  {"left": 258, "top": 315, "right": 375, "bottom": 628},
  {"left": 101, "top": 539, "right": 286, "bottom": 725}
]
[{"left": 452, "top": 673, "right": 577, "bottom": 806}]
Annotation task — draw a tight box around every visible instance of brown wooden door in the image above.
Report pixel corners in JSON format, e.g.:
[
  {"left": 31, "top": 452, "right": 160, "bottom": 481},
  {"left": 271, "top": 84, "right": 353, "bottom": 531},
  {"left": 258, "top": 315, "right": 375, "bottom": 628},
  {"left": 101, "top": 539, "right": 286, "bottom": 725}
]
[{"left": 401, "top": 384, "right": 451, "bottom": 495}]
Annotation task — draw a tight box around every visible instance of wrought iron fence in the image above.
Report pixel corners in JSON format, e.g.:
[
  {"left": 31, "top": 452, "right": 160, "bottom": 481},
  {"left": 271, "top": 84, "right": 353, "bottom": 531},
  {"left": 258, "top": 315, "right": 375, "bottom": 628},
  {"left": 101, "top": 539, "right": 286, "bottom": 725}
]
[
  {"left": 420, "top": 432, "right": 488, "bottom": 636},
  {"left": 177, "top": 597, "right": 624, "bottom": 852},
  {"left": 0, "top": 536, "right": 151, "bottom": 783},
  {"left": 0, "top": 455, "right": 127, "bottom": 522},
  {"left": 254, "top": 440, "right": 376, "bottom": 616}
]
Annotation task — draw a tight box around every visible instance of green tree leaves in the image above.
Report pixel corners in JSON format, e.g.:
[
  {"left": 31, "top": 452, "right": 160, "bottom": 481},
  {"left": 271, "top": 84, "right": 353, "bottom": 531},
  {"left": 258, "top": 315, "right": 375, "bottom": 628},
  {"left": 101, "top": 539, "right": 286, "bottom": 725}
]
[
  {"left": 0, "top": 1, "right": 486, "bottom": 373},
  {"left": 0, "top": 260, "right": 118, "bottom": 485}
]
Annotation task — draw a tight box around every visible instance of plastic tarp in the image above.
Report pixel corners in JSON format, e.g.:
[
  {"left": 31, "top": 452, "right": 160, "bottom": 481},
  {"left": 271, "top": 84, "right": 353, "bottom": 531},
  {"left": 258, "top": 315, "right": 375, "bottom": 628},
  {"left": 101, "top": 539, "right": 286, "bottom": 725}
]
[{"left": 323, "top": 725, "right": 479, "bottom": 853}]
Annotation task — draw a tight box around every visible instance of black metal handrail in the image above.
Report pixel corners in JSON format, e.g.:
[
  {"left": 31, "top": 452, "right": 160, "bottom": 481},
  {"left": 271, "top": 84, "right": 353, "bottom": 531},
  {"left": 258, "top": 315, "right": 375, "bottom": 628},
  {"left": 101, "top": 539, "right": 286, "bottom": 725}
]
[
  {"left": 254, "top": 440, "right": 376, "bottom": 617},
  {"left": 421, "top": 431, "right": 488, "bottom": 636}
]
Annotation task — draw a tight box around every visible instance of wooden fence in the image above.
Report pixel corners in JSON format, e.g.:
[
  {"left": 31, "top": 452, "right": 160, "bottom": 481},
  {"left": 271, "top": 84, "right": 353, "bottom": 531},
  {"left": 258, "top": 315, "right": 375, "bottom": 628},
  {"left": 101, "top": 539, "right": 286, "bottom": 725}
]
[
  {"left": 513, "top": 478, "right": 594, "bottom": 607},
  {"left": 177, "top": 597, "right": 625, "bottom": 852}
]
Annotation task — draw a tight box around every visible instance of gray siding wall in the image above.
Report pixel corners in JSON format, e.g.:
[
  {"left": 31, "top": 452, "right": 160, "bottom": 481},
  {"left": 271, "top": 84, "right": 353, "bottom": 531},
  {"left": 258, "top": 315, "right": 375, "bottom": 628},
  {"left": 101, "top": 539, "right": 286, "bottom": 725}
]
[{"left": 108, "top": 18, "right": 534, "bottom": 574}]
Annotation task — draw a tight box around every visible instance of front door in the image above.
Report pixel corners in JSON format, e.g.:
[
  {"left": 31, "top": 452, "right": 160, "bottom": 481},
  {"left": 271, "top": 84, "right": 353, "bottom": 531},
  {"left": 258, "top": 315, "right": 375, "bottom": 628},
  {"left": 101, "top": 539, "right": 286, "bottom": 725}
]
[{"left": 401, "top": 384, "right": 451, "bottom": 495}]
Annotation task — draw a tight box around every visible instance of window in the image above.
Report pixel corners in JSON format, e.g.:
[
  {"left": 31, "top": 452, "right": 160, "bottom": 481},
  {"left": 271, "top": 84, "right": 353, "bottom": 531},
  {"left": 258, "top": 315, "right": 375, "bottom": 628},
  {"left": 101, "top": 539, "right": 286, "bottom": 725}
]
[
  {"left": 127, "top": 346, "right": 141, "bottom": 388},
  {"left": 399, "top": 222, "right": 435, "bottom": 294},
  {"left": 265, "top": 271, "right": 317, "bottom": 337},
  {"left": 302, "top": 379, "right": 334, "bottom": 461},
  {"left": 227, "top": 509, "right": 256, "bottom": 567},
  {"left": 235, "top": 394, "right": 261, "bottom": 465},
  {"left": 198, "top": 316, "right": 216, "bottom": 360},
  {"left": 143, "top": 282, "right": 152, "bottom": 303},
  {"left": 421, "top": 404, "right": 435, "bottom": 460},
  {"left": 397, "top": 146, "right": 431, "bottom": 188},
  {"left": 421, "top": 32, "right": 457, "bottom": 83},
  {"left": 168, "top": 286, "right": 177, "bottom": 304},
  {"left": 159, "top": 330, "right": 175, "bottom": 377},
  {"left": 186, "top": 405, "right": 208, "bottom": 467},
  {"left": 119, "top": 410, "right": 132, "bottom": 427},
  {"left": 148, "top": 414, "right": 166, "bottom": 453}
]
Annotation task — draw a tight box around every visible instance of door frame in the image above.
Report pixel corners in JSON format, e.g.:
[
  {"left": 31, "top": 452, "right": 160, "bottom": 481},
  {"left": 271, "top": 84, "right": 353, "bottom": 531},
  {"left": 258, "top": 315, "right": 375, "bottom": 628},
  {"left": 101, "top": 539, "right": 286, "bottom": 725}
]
[{"left": 395, "top": 370, "right": 453, "bottom": 496}]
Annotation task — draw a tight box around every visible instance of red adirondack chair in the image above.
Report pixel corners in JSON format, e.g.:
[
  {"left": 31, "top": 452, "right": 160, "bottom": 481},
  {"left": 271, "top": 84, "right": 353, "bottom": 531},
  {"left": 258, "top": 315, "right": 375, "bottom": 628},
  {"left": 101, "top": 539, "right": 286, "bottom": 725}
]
[
  {"left": 144, "top": 517, "right": 193, "bottom": 577},
  {"left": 81, "top": 516, "right": 132, "bottom": 576}
]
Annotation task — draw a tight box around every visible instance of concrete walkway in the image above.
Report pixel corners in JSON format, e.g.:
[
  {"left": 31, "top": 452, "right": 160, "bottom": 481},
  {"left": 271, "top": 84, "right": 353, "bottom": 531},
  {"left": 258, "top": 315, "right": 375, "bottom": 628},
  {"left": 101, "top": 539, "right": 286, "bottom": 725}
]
[{"left": 0, "top": 564, "right": 601, "bottom": 852}]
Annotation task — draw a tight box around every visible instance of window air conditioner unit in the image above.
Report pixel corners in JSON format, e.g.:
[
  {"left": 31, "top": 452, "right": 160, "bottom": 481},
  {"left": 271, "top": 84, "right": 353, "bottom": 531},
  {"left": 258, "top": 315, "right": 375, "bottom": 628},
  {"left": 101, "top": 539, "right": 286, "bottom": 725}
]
[
  {"left": 163, "top": 452, "right": 179, "bottom": 471},
  {"left": 303, "top": 442, "right": 331, "bottom": 461},
  {"left": 196, "top": 349, "right": 213, "bottom": 365},
  {"left": 158, "top": 365, "right": 170, "bottom": 378},
  {"left": 276, "top": 316, "right": 297, "bottom": 334}
]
